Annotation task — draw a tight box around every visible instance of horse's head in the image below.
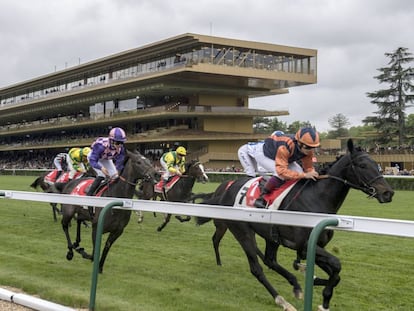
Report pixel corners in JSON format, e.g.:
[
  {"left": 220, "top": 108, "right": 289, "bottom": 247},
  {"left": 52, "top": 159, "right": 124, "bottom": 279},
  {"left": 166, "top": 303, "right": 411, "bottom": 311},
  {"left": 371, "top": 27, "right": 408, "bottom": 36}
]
[
  {"left": 187, "top": 160, "right": 209, "bottom": 183},
  {"left": 333, "top": 139, "right": 394, "bottom": 203},
  {"left": 124, "top": 150, "right": 160, "bottom": 185}
]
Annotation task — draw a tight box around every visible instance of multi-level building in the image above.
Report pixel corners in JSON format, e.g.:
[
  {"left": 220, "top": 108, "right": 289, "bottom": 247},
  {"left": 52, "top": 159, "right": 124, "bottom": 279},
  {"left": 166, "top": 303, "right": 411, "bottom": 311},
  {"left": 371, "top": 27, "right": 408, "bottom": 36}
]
[{"left": 0, "top": 33, "right": 317, "bottom": 169}]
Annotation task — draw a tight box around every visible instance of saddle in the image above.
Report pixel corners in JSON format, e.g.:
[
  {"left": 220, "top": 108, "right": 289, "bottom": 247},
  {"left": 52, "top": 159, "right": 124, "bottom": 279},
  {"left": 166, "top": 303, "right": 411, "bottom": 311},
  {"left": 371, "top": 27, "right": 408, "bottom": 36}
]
[{"left": 234, "top": 177, "right": 297, "bottom": 209}]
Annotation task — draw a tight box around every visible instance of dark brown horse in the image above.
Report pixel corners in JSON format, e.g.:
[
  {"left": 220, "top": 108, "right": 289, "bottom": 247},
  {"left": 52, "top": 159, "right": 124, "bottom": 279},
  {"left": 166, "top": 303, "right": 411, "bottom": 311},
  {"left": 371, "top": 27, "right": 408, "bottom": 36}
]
[
  {"left": 197, "top": 140, "right": 394, "bottom": 311},
  {"left": 60, "top": 150, "right": 160, "bottom": 273},
  {"left": 138, "top": 160, "right": 209, "bottom": 231}
]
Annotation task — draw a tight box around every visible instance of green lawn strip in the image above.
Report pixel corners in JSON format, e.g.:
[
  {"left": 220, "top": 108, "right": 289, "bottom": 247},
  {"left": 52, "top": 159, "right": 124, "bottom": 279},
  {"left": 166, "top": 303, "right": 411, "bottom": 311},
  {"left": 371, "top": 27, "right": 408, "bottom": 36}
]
[{"left": 0, "top": 176, "right": 413, "bottom": 310}]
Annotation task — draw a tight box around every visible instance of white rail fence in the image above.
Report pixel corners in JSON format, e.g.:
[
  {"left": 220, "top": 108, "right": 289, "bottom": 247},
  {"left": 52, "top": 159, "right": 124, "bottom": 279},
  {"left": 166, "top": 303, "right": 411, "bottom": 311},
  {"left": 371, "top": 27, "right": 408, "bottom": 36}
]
[{"left": 1, "top": 190, "right": 413, "bottom": 238}]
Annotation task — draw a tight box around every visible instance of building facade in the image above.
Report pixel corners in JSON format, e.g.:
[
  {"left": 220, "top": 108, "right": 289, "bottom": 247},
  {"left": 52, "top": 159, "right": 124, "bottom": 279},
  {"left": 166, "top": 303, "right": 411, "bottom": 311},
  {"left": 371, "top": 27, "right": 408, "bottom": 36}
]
[{"left": 0, "top": 33, "right": 318, "bottom": 169}]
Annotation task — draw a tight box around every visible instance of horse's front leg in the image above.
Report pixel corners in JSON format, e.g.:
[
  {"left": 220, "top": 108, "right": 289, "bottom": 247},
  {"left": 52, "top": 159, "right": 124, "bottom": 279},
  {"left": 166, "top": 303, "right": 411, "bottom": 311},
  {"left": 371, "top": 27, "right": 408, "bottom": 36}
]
[
  {"left": 136, "top": 211, "right": 144, "bottom": 223},
  {"left": 314, "top": 246, "right": 342, "bottom": 311},
  {"left": 260, "top": 241, "right": 303, "bottom": 299},
  {"left": 98, "top": 230, "right": 124, "bottom": 274},
  {"left": 157, "top": 213, "right": 171, "bottom": 232}
]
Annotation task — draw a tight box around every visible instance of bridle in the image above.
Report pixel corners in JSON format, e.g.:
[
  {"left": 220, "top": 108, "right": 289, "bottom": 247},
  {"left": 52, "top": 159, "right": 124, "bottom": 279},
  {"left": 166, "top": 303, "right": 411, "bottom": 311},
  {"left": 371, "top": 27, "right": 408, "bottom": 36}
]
[
  {"left": 118, "top": 161, "right": 157, "bottom": 187},
  {"left": 320, "top": 153, "right": 383, "bottom": 197}
]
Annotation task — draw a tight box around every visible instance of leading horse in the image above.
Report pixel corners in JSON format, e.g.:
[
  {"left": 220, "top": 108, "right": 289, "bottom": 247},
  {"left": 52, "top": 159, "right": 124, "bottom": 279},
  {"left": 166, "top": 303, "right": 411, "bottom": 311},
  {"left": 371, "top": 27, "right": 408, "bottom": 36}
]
[
  {"left": 60, "top": 150, "right": 160, "bottom": 273},
  {"left": 197, "top": 139, "right": 394, "bottom": 311}
]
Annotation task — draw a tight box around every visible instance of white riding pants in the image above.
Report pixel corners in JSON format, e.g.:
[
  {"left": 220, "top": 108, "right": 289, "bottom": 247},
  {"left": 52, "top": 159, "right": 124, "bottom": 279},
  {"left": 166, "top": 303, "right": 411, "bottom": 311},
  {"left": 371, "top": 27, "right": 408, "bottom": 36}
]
[{"left": 88, "top": 155, "right": 118, "bottom": 178}]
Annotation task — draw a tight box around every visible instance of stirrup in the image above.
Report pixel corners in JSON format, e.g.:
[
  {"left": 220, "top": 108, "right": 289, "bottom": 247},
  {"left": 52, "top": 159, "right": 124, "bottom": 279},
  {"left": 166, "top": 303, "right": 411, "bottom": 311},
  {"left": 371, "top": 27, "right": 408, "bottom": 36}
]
[{"left": 254, "top": 198, "right": 268, "bottom": 209}]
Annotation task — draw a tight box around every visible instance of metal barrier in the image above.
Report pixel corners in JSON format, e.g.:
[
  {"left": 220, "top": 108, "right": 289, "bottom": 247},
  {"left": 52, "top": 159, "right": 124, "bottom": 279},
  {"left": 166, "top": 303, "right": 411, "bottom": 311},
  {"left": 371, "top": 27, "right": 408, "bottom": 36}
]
[{"left": 1, "top": 190, "right": 414, "bottom": 311}]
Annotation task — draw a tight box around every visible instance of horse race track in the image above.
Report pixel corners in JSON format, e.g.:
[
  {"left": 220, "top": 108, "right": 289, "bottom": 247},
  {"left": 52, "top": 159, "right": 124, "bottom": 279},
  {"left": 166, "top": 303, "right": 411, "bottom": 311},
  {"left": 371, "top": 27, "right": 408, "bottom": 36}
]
[{"left": 0, "top": 175, "right": 413, "bottom": 310}]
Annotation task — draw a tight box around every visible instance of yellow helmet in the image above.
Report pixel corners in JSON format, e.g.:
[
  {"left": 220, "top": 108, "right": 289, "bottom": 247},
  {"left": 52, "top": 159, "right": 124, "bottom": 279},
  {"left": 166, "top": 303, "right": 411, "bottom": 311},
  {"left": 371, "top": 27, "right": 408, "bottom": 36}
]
[
  {"left": 82, "top": 147, "right": 91, "bottom": 159},
  {"left": 295, "top": 127, "right": 320, "bottom": 148},
  {"left": 176, "top": 146, "right": 187, "bottom": 156}
]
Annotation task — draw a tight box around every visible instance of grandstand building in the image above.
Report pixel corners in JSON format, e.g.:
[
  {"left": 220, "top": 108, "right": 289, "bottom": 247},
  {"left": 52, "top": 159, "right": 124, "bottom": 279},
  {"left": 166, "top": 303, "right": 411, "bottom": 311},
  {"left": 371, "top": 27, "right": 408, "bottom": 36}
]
[{"left": 0, "top": 33, "right": 317, "bottom": 169}]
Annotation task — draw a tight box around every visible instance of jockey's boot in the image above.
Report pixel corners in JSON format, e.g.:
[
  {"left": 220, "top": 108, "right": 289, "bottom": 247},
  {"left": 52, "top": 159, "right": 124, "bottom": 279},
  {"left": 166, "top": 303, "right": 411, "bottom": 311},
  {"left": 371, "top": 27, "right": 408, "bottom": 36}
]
[
  {"left": 55, "top": 182, "right": 68, "bottom": 192},
  {"left": 254, "top": 176, "right": 285, "bottom": 209},
  {"left": 55, "top": 170, "right": 63, "bottom": 180},
  {"left": 86, "top": 176, "right": 105, "bottom": 218},
  {"left": 162, "top": 178, "right": 168, "bottom": 191}
]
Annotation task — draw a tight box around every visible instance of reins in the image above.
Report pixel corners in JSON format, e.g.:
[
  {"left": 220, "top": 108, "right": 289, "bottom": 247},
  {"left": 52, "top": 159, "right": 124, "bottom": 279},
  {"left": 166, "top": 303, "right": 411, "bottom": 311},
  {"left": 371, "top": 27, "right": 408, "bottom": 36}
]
[
  {"left": 118, "top": 175, "right": 137, "bottom": 187},
  {"left": 317, "top": 152, "right": 383, "bottom": 197}
]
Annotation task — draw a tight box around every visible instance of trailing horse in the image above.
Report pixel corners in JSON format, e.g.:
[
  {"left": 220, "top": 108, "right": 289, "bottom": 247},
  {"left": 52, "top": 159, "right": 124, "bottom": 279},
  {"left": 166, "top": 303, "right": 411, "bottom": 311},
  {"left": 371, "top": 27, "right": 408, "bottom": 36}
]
[
  {"left": 138, "top": 160, "right": 208, "bottom": 231},
  {"left": 30, "top": 168, "right": 93, "bottom": 221},
  {"left": 60, "top": 150, "right": 160, "bottom": 273},
  {"left": 197, "top": 139, "right": 394, "bottom": 311}
]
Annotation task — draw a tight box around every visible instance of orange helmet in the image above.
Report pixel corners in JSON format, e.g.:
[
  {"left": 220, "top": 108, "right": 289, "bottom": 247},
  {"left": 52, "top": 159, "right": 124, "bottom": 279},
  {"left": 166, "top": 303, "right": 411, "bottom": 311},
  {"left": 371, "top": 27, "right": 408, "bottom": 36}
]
[{"left": 295, "top": 127, "right": 320, "bottom": 147}]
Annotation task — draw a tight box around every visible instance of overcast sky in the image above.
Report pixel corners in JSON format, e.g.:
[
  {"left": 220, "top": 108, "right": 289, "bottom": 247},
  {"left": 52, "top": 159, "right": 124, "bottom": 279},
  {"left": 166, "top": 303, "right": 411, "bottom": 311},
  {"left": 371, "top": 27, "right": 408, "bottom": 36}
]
[{"left": 1, "top": 0, "right": 413, "bottom": 132}]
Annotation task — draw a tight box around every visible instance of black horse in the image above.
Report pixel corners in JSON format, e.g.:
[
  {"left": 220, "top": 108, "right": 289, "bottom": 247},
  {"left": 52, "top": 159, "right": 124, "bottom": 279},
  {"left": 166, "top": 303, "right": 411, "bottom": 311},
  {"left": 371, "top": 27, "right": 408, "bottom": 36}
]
[
  {"left": 138, "top": 160, "right": 209, "bottom": 231},
  {"left": 30, "top": 168, "right": 94, "bottom": 221},
  {"left": 60, "top": 150, "right": 160, "bottom": 273},
  {"left": 197, "top": 139, "right": 394, "bottom": 311}
]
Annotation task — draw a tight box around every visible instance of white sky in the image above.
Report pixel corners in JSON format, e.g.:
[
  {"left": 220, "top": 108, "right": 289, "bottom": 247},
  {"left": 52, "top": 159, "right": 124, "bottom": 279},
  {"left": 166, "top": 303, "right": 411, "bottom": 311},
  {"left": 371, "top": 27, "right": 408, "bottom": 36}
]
[{"left": 1, "top": 0, "right": 413, "bottom": 132}]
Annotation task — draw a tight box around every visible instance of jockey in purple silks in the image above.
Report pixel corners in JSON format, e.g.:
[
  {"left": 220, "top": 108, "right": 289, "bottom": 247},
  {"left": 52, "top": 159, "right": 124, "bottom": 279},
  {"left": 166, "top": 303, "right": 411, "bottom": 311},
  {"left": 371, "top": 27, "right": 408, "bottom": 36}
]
[{"left": 86, "top": 127, "right": 127, "bottom": 198}]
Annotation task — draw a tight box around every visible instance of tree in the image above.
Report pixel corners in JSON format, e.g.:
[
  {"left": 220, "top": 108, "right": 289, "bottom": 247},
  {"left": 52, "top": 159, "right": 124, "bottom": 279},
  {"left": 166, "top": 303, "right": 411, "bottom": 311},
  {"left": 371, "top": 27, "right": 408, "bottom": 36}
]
[
  {"left": 328, "top": 113, "right": 350, "bottom": 138},
  {"left": 287, "top": 121, "right": 312, "bottom": 133},
  {"left": 365, "top": 47, "right": 414, "bottom": 145}
]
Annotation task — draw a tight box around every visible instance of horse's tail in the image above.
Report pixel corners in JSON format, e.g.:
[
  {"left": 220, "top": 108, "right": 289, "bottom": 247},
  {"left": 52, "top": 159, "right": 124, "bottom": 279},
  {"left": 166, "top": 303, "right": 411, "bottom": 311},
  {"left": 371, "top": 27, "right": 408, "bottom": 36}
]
[
  {"left": 194, "top": 192, "right": 218, "bottom": 226},
  {"left": 30, "top": 177, "right": 43, "bottom": 189}
]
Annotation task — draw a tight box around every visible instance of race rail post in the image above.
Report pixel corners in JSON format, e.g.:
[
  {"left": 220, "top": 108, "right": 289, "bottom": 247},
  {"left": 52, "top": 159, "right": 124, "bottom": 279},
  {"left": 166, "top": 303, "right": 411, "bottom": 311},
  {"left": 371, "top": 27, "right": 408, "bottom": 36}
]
[
  {"left": 89, "top": 200, "right": 124, "bottom": 311},
  {"left": 303, "top": 218, "right": 339, "bottom": 311}
]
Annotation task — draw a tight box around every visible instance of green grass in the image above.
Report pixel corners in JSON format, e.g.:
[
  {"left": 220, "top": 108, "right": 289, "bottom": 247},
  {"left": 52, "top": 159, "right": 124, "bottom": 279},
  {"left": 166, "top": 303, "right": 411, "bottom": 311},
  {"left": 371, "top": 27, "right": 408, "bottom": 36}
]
[{"left": 0, "top": 176, "right": 413, "bottom": 310}]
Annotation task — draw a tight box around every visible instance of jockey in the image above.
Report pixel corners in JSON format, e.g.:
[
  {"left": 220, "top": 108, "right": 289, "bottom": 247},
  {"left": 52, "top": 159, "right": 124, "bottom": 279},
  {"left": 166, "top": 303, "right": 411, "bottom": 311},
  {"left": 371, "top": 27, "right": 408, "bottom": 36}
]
[
  {"left": 66, "top": 147, "right": 91, "bottom": 181},
  {"left": 254, "top": 127, "right": 320, "bottom": 208},
  {"left": 238, "top": 130, "right": 284, "bottom": 177},
  {"left": 160, "top": 146, "right": 187, "bottom": 188},
  {"left": 86, "top": 127, "right": 127, "bottom": 198},
  {"left": 53, "top": 152, "right": 68, "bottom": 179}
]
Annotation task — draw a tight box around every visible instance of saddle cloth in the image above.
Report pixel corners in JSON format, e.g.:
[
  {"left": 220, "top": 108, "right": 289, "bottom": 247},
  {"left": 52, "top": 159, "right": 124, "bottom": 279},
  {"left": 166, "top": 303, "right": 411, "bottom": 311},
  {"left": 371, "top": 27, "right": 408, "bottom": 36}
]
[
  {"left": 70, "top": 179, "right": 108, "bottom": 197},
  {"left": 44, "top": 169, "right": 83, "bottom": 185},
  {"left": 154, "top": 175, "right": 180, "bottom": 193},
  {"left": 234, "top": 177, "right": 297, "bottom": 209}
]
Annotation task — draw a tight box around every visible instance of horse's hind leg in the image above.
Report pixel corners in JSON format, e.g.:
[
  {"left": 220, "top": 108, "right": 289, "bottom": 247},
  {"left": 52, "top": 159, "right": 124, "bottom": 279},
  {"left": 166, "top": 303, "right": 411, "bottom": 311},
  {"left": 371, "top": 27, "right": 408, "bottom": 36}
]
[
  {"left": 314, "top": 246, "right": 341, "bottom": 311},
  {"left": 51, "top": 203, "right": 61, "bottom": 222},
  {"left": 212, "top": 220, "right": 228, "bottom": 266},
  {"left": 61, "top": 217, "right": 75, "bottom": 261},
  {"left": 175, "top": 215, "right": 191, "bottom": 222},
  {"left": 157, "top": 213, "right": 171, "bottom": 232}
]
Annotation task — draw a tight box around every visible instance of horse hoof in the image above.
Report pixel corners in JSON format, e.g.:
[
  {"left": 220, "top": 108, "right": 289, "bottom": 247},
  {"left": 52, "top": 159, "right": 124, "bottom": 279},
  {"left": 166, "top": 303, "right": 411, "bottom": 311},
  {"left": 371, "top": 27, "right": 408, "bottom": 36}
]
[
  {"left": 157, "top": 227, "right": 162, "bottom": 232},
  {"left": 317, "top": 305, "right": 329, "bottom": 311},
  {"left": 66, "top": 252, "right": 74, "bottom": 261},
  {"left": 293, "top": 288, "right": 303, "bottom": 299}
]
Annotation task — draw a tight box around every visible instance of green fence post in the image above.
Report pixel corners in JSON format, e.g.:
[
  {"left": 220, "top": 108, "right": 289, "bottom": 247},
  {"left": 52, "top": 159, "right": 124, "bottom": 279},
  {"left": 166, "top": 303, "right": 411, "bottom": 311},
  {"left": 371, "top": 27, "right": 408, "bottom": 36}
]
[
  {"left": 303, "top": 218, "right": 339, "bottom": 311},
  {"left": 89, "top": 201, "right": 124, "bottom": 311}
]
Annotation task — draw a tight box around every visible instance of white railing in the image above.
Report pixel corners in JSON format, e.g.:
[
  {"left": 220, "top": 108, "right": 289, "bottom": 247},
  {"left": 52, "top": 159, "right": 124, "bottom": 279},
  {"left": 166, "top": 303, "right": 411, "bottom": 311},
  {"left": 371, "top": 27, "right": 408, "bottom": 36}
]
[{"left": 1, "top": 190, "right": 413, "bottom": 238}]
